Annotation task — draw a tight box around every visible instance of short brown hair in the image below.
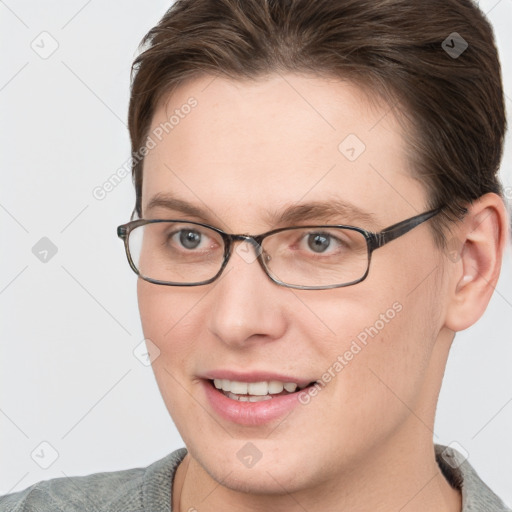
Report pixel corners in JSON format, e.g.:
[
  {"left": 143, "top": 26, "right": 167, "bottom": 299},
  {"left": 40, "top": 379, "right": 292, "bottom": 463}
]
[{"left": 128, "top": 0, "right": 507, "bottom": 247}]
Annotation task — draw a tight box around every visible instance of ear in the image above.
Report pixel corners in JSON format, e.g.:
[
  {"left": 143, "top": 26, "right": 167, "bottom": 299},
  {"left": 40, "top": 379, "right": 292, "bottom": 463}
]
[{"left": 443, "top": 193, "right": 510, "bottom": 332}]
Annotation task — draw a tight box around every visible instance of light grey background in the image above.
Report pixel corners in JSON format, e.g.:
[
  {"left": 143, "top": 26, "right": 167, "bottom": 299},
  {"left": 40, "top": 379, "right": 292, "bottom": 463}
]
[{"left": 1, "top": 0, "right": 511, "bottom": 504}]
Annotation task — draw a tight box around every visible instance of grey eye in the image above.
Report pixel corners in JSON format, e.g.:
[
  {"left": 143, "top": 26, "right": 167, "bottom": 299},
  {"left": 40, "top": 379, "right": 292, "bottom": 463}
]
[
  {"left": 179, "top": 230, "right": 201, "bottom": 249},
  {"left": 307, "top": 233, "right": 331, "bottom": 253}
]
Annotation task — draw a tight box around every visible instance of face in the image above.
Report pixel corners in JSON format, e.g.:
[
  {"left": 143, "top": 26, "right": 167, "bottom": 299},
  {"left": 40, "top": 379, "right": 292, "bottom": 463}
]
[{"left": 137, "top": 73, "right": 450, "bottom": 495}]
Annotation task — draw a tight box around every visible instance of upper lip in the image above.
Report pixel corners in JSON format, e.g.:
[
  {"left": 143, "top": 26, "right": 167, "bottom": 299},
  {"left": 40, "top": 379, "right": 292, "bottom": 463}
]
[{"left": 201, "top": 370, "right": 316, "bottom": 388}]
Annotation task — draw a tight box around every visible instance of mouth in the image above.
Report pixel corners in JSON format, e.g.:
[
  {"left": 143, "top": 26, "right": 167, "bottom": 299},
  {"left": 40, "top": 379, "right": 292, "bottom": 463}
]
[
  {"left": 210, "top": 378, "right": 316, "bottom": 402},
  {"left": 200, "top": 371, "right": 320, "bottom": 425}
]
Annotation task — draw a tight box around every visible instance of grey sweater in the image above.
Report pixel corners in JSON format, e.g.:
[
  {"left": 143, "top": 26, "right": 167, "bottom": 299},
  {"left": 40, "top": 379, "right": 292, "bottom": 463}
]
[{"left": 0, "top": 444, "right": 510, "bottom": 511}]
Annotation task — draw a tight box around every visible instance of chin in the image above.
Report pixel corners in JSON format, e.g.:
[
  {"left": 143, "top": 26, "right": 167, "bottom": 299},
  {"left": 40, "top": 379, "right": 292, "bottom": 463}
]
[
  {"left": 205, "top": 461, "right": 311, "bottom": 496},
  {"left": 186, "top": 439, "right": 320, "bottom": 496}
]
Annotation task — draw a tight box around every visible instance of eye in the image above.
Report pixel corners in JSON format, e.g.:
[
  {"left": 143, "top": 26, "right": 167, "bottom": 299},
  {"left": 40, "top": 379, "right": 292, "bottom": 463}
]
[
  {"left": 302, "top": 231, "right": 347, "bottom": 254},
  {"left": 306, "top": 232, "right": 332, "bottom": 253},
  {"left": 178, "top": 229, "right": 202, "bottom": 249},
  {"left": 272, "top": 228, "right": 351, "bottom": 258},
  {"left": 167, "top": 227, "right": 216, "bottom": 251}
]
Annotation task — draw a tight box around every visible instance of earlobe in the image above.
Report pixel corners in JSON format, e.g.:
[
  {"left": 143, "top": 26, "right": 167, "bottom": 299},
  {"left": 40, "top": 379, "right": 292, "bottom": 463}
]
[{"left": 444, "top": 193, "right": 509, "bottom": 332}]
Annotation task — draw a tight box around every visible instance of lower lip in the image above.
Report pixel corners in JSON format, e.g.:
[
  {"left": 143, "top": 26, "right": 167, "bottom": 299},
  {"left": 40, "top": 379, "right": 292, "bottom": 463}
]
[{"left": 202, "top": 380, "right": 308, "bottom": 426}]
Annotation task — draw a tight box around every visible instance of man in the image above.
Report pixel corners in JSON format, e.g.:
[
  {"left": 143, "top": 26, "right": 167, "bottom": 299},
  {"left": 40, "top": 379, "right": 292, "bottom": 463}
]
[{"left": 1, "top": 0, "right": 510, "bottom": 510}]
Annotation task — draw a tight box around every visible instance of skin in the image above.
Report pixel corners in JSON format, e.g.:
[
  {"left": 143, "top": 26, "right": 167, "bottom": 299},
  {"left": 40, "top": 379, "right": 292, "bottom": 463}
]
[{"left": 136, "top": 73, "right": 508, "bottom": 512}]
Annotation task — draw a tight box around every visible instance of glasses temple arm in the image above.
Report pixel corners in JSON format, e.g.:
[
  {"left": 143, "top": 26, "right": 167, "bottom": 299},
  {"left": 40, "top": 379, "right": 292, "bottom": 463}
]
[{"left": 370, "top": 207, "right": 445, "bottom": 250}]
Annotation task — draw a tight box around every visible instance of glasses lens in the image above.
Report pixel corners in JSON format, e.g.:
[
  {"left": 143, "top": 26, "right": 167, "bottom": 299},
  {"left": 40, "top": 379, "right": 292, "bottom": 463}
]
[
  {"left": 262, "top": 227, "right": 369, "bottom": 288},
  {"left": 128, "top": 221, "right": 225, "bottom": 284}
]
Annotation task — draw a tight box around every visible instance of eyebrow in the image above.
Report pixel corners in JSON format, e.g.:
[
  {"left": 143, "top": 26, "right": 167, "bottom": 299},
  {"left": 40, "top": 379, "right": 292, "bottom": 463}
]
[{"left": 145, "top": 193, "right": 380, "bottom": 230}]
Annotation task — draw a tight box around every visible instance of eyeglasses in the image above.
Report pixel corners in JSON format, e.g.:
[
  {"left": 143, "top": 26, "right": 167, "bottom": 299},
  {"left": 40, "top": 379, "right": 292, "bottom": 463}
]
[{"left": 117, "top": 207, "right": 444, "bottom": 290}]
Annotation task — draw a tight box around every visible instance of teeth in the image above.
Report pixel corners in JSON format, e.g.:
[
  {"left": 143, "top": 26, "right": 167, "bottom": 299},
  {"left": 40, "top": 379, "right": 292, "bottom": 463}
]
[
  {"left": 213, "top": 379, "right": 302, "bottom": 396},
  {"left": 284, "top": 382, "right": 298, "bottom": 392},
  {"left": 247, "top": 382, "right": 268, "bottom": 395},
  {"left": 230, "top": 381, "right": 248, "bottom": 394},
  {"left": 225, "top": 392, "right": 272, "bottom": 402},
  {"left": 268, "top": 381, "right": 284, "bottom": 394},
  {"left": 249, "top": 395, "right": 270, "bottom": 402}
]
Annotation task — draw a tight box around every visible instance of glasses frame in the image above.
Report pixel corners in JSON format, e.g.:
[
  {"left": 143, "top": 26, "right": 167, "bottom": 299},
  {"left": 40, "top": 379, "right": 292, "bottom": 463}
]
[{"left": 117, "top": 206, "right": 444, "bottom": 290}]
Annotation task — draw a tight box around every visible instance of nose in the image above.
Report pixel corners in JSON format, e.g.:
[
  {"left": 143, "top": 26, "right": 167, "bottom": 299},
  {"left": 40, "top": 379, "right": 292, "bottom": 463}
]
[{"left": 207, "top": 239, "right": 288, "bottom": 349}]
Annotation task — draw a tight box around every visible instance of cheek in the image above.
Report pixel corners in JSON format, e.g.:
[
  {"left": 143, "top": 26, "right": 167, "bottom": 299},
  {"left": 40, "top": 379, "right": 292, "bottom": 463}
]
[
  {"left": 296, "top": 265, "right": 440, "bottom": 425},
  {"left": 137, "top": 279, "right": 170, "bottom": 342},
  {"left": 137, "top": 280, "right": 201, "bottom": 368},
  {"left": 137, "top": 280, "right": 203, "bottom": 425},
  {"left": 330, "top": 310, "right": 430, "bottom": 448}
]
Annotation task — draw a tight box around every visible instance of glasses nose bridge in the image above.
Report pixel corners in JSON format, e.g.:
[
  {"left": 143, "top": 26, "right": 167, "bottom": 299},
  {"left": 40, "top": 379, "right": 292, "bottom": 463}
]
[
  {"left": 223, "top": 233, "right": 266, "bottom": 269},
  {"left": 229, "top": 233, "right": 259, "bottom": 243},
  {"left": 226, "top": 233, "right": 263, "bottom": 254}
]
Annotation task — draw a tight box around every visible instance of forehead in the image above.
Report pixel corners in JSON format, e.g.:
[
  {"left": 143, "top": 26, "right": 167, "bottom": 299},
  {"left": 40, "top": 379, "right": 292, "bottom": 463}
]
[{"left": 142, "top": 73, "right": 426, "bottom": 231}]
